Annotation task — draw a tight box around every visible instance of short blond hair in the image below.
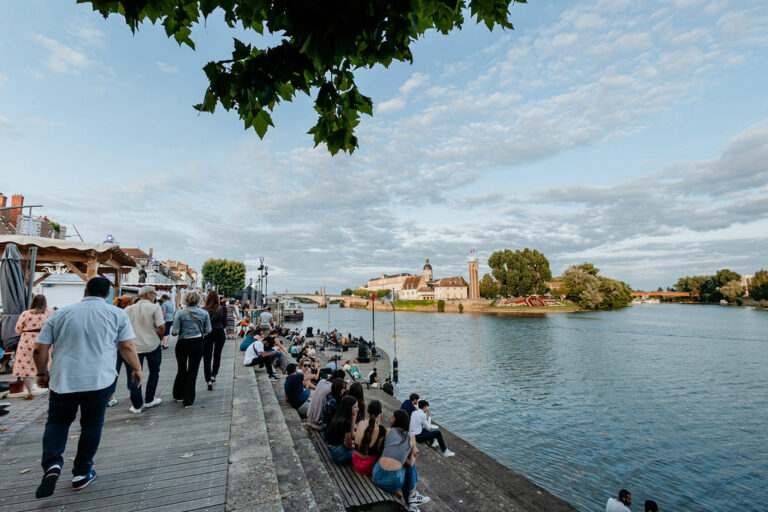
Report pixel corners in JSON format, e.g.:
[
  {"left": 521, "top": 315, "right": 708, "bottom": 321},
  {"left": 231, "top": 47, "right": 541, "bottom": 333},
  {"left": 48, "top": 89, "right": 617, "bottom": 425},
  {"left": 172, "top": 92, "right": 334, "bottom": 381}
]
[{"left": 184, "top": 291, "right": 201, "bottom": 307}]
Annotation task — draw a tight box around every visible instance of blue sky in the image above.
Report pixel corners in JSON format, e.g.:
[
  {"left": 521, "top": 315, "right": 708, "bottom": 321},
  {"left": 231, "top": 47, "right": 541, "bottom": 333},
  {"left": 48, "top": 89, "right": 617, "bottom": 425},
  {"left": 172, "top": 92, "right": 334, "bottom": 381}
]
[{"left": 1, "top": 0, "right": 767, "bottom": 293}]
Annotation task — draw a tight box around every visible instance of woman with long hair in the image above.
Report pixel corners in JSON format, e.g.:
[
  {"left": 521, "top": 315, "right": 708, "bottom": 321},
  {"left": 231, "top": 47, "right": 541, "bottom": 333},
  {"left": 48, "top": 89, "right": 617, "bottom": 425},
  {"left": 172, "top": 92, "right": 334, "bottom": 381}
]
[
  {"left": 322, "top": 378, "right": 347, "bottom": 436},
  {"left": 171, "top": 291, "right": 211, "bottom": 407},
  {"left": 347, "top": 381, "right": 366, "bottom": 423},
  {"left": 353, "top": 400, "right": 386, "bottom": 476},
  {"left": 202, "top": 291, "right": 226, "bottom": 390},
  {"left": 326, "top": 395, "right": 358, "bottom": 464},
  {"left": 11, "top": 294, "right": 52, "bottom": 399},
  {"left": 372, "top": 409, "right": 431, "bottom": 510}
]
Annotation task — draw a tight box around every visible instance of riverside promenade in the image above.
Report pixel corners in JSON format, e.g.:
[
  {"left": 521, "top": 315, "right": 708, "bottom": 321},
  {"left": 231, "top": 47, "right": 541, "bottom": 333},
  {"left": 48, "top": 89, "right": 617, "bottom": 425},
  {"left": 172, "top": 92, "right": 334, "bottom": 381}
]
[{"left": 0, "top": 337, "right": 578, "bottom": 512}]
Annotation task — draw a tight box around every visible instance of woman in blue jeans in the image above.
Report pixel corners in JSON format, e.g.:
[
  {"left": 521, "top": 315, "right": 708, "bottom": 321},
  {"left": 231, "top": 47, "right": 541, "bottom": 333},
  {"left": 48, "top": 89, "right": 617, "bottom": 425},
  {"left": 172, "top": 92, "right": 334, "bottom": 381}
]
[
  {"left": 372, "top": 410, "right": 431, "bottom": 511},
  {"left": 326, "top": 395, "right": 358, "bottom": 464}
]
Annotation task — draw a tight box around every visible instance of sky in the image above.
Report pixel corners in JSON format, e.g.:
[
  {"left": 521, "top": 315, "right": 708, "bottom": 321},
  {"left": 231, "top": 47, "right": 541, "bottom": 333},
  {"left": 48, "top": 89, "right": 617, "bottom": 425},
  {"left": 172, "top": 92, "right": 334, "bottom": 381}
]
[{"left": 1, "top": 0, "right": 767, "bottom": 293}]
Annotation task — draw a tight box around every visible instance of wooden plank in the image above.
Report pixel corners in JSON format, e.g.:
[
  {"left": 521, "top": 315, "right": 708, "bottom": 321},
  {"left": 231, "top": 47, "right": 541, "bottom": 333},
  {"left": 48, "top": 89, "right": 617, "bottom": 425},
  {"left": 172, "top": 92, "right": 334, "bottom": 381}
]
[
  {"left": 33, "top": 272, "right": 51, "bottom": 285},
  {"left": 64, "top": 260, "right": 88, "bottom": 281}
]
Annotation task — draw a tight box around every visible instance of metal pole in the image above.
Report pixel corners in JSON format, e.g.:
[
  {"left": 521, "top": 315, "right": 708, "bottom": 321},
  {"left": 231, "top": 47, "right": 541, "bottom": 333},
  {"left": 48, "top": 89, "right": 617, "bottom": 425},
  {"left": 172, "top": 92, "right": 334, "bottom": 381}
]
[
  {"left": 25, "top": 247, "right": 38, "bottom": 308},
  {"left": 371, "top": 293, "right": 375, "bottom": 347},
  {"left": 392, "top": 296, "right": 398, "bottom": 383}
]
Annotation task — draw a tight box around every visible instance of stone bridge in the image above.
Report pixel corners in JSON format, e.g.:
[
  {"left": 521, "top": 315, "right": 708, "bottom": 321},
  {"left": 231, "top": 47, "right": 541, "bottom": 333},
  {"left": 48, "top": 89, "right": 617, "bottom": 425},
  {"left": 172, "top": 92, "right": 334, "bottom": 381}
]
[{"left": 274, "top": 293, "right": 368, "bottom": 308}]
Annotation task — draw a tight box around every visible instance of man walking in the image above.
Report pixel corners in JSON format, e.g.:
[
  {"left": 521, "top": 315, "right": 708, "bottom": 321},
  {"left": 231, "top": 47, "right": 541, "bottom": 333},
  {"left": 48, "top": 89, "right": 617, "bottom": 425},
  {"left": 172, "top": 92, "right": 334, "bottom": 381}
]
[
  {"left": 159, "top": 293, "right": 175, "bottom": 348},
  {"left": 33, "top": 277, "right": 142, "bottom": 498},
  {"left": 124, "top": 286, "right": 165, "bottom": 413}
]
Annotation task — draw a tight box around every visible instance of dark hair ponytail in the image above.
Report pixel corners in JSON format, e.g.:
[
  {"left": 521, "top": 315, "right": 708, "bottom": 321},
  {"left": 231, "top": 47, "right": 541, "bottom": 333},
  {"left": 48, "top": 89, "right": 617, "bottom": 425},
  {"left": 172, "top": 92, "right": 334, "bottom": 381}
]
[
  {"left": 392, "top": 409, "right": 410, "bottom": 442},
  {"left": 359, "top": 400, "right": 382, "bottom": 455}
]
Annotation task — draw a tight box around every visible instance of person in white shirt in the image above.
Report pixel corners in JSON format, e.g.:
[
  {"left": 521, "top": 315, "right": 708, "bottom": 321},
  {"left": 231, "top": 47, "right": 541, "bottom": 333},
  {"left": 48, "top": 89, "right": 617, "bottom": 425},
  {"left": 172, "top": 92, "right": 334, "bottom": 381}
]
[
  {"left": 244, "top": 335, "right": 279, "bottom": 381},
  {"left": 606, "top": 489, "right": 632, "bottom": 512},
  {"left": 123, "top": 286, "right": 165, "bottom": 413},
  {"left": 408, "top": 400, "right": 454, "bottom": 457}
]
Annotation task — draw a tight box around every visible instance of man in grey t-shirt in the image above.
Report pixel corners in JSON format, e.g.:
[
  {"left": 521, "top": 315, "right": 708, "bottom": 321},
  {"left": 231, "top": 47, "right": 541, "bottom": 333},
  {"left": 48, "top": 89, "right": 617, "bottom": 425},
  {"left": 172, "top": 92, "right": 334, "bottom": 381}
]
[{"left": 33, "top": 277, "right": 143, "bottom": 499}]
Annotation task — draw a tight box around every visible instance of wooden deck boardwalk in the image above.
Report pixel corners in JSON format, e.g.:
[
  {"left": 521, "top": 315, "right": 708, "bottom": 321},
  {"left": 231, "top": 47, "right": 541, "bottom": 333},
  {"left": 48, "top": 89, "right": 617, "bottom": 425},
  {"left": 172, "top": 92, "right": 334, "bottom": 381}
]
[{"left": 0, "top": 338, "right": 236, "bottom": 512}]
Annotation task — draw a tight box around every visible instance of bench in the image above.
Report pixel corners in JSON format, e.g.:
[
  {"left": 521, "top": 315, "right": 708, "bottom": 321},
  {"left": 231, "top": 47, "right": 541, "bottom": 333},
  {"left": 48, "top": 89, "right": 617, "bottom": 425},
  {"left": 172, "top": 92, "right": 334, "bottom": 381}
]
[{"left": 307, "top": 429, "right": 407, "bottom": 512}]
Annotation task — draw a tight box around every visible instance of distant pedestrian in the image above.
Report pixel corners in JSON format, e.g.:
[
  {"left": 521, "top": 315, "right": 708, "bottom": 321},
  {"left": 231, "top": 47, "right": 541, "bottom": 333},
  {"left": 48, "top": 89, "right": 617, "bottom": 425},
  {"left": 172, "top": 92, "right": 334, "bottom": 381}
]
[
  {"left": 159, "top": 293, "right": 175, "bottom": 349},
  {"left": 202, "top": 291, "right": 227, "bottom": 391},
  {"left": 225, "top": 299, "right": 236, "bottom": 339},
  {"left": 124, "top": 286, "right": 165, "bottom": 413},
  {"left": 171, "top": 291, "right": 211, "bottom": 408},
  {"left": 12, "top": 294, "right": 52, "bottom": 399},
  {"left": 33, "top": 277, "right": 142, "bottom": 499},
  {"left": 606, "top": 489, "right": 632, "bottom": 512}
]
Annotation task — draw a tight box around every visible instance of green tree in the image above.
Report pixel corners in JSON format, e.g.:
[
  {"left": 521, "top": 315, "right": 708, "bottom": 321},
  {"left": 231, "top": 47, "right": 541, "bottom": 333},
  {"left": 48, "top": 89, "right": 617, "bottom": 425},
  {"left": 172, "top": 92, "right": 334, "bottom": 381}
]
[
  {"left": 715, "top": 269, "right": 741, "bottom": 287},
  {"left": 749, "top": 270, "right": 768, "bottom": 300},
  {"left": 487, "top": 248, "right": 552, "bottom": 297},
  {"left": 340, "top": 288, "right": 354, "bottom": 296},
  {"left": 720, "top": 280, "right": 744, "bottom": 302},
  {"left": 458, "top": 303, "right": 464, "bottom": 313},
  {"left": 353, "top": 288, "right": 390, "bottom": 298},
  {"left": 437, "top": 300, "right": 446, "bottom": 312},
  {"left": 598, "top": 277, "right": 633, "bottom": 309},
  {"left": 675, "top": 275, "right": 710, "bottom": 298},
  {"left": 201, "top": 258, "right": 246, "bottom": 297},
  {"left": 478, "top": 273, "right": 500, "bottom": 298},
  {"left": 82, "top": 0, "right": 526, "bottom": 155},
  {"left": 574, "top": 262, "right": 599, "bottom": 275},
  {"left": 561, "top": 266, "right": 601, "bottom": 308}
]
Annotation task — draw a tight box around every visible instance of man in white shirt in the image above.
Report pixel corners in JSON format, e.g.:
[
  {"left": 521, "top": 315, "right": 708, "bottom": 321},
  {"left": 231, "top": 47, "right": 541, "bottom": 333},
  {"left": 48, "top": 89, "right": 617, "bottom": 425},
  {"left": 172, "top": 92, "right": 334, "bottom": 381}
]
[
  {"left": 408, "top": 400, "right": 454, "bottom": 457},
  {"left": 606, "top": 490, "right": 632, "bottom": 512},
  {"left": 124, "top": 286, "right": 165, "bottom": 413},
  {"left": 244, "top": 335, "right": 280, "bottom": 381}
]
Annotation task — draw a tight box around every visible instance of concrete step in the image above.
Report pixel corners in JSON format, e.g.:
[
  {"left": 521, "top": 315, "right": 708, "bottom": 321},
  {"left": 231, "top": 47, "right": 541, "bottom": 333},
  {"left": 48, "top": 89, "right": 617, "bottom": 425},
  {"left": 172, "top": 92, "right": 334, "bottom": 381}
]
[
  {"left": 254, "top": 369, "right": 320, "bottom": 511},
  {"left": 227, "top": 352, "right": 284, "bottom": 512},
  {"left": 270, "top": 377, "right": 346, "bottom": 512}
]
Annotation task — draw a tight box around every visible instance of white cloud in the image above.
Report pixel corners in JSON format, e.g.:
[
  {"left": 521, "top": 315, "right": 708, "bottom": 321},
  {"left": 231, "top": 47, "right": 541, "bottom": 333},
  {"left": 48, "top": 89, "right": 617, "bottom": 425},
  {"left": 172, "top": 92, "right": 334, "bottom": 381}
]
[
  {"left": 377, "top": 97, "right": 406, "bottom": 114},
  {"left": 33, "top": 34, "right": 92, "bottom": 74},
  {"left": 69, "top": 23, "right": 105, "bottom": 46},
  {"left": 156, "top": 61, "right": 178, "bottom": 74},
  {"left": 400, "top": 73, "right": 430, "bottom": 95},
  {"left": 0, "top": 116, "right": 20, "bottom": 139}
]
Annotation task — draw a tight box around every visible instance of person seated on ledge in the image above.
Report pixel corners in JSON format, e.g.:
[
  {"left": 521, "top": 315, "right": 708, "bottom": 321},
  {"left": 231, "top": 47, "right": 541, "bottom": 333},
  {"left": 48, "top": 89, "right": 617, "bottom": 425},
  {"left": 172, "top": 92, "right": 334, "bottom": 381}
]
[
  {"left": 382, "top": 377, "right": 394, "bottom": 396},
  {"left": 298, "top": 358, "right": 319, "bottom": 390},
  {"left": 326, "top": 395, "right": 358, "bottom": 464},
  {"left": 342, "top": 359, "right": 352, "bottom": 372},
  {"left": 322, "top": 378, "right": 347, "bottom": 436},
  {"left": 243, "top": 334, "right": 279, "bottom": 382},
  {"left": 307, "top": 369, "right": 346, "bottom": 430},
  {"left": 239, "top": 326, "right": 261, "bottom": 352},
  {"left": 348, "top": 359, "right": 362, "bottom": 380},
  {"left": 346, "top": 382, "right": 366, "bottom": 424},
  {"left": 368, "top": 367, "right": 380, "bottom": 388},
  {"left": 284, "top": 363, "right": 311, "bottom": 417},
  {"left": 409, "top": 400, "right": 455, "bottom": 457},
  {"left": 353, "top": 400, "right": 386, "bottom": 476},
  {"left": 372, "top": 409, "right": 431, "bottom": 512},
  {"left": 606, "top": 489, "right": 632, "bottom": 512},
  {"left": 401, "top": 393, "right": 419, "bottom": 417}
]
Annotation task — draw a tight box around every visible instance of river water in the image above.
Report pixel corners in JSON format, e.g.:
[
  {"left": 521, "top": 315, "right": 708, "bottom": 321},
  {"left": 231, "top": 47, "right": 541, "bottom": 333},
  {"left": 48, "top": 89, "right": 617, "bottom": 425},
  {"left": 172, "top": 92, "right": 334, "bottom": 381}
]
[{"left": 286, "top": 303, "right": 767, "bottom": 511}]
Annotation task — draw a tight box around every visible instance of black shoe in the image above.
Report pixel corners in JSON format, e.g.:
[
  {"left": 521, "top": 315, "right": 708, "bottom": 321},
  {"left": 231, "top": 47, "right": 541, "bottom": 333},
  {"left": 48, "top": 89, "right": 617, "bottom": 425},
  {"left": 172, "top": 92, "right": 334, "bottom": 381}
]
[
  {"left": 211, "top": 375, "right": 216, "bottom": 382},
  {"left": 36, "top": 465, "right": 61, "bottom": 499},
  {"left": 207, "top": 383, "right": 213, "bottom": 391}
]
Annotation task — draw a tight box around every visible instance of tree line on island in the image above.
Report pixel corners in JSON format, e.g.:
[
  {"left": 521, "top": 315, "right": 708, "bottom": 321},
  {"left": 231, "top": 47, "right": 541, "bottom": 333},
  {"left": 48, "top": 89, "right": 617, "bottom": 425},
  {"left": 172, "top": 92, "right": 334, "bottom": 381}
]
[
  {"left": 674, "top": 268, "right": 768, "bottom": 304},
  {"left": 478, "top": 249, "right": 633, "bottom": 310}
]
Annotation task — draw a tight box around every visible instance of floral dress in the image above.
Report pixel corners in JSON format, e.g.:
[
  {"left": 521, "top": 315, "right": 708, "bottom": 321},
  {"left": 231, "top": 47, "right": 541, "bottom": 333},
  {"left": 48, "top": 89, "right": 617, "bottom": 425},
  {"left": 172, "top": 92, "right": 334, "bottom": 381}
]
[
  {"left": 225, "top": 304, "right": 236, "bottom": 338},
  {"left": 13, "top": 309, "right": 52, "bottom": 378}
]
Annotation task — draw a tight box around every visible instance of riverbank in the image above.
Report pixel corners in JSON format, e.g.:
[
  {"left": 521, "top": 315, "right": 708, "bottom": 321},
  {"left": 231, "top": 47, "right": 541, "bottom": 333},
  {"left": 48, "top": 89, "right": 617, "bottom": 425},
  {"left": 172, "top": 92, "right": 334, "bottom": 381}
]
[
  {"left": 276, "top": 342, "right": 578, "bottom": 512},
  {"left": 347, "top": 298, "right": 580, "bottom": 315}
]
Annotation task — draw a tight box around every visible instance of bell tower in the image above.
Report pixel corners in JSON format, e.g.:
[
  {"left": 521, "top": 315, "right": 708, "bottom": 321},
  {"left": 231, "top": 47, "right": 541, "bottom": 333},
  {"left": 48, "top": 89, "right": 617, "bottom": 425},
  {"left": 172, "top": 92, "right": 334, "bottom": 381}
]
[{"left": 422, "top": 258, "right": 433, "bottom": 282}]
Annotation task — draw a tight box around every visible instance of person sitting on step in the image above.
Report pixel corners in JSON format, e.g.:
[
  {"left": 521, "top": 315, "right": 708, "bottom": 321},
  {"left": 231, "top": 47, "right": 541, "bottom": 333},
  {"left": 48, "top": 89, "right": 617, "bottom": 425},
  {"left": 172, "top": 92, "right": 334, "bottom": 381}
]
[
  {"left": 372, "top": 409, "right": 431, "bottom": 512},
  {"left": 326, "top": 395, "right": 358, "bottom": 464},
  {"left": 353, "top": 400, "right": 386, "bottom": 476},
  {"left": 322, "top": 378, "right": 347, "bottom": 437},
  {"left": 307, "top": 369, "right": 345, "bottom": 430},
  {"left": 409, "top": 400, "right": 455, "bottom": 457},
  {"left": 284, "top": 363, "right": 311, "bottom": 416}
]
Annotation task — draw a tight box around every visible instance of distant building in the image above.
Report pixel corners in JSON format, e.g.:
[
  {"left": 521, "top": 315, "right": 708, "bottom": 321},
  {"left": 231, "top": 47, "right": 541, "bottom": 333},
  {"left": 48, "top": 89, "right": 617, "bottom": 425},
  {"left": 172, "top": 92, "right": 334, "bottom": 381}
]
[
  {"left": 122, "top": 248, "right": 178, "bottom": 286},
  {"left": 161, "top": 259, "right": 199, "bottom": 288},
  {"left": 468, "top": 258, "right": 479, "bottom": 299},
  {"left": 0, "top": 193, "right": 66, "bottom": 239},
  {"left": 742, "top": 274, "right": 754, "bottom": 297},
  {"left": 367, "top": 258, "right": 467, "bottom": 300}
]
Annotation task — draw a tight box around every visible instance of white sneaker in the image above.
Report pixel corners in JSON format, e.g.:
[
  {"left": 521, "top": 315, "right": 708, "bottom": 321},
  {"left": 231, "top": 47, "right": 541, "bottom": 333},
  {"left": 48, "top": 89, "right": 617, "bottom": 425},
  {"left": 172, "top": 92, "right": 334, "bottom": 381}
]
[
  {"left": 431, "top": 439, "right": 439, "bottom": 448},
  {"left": 129, "top": 406, "right": 142, "bottom": 414},
  {"left": 408, "top": 504, "right": 421, "bottom": 512},
  {"left": 408, "top": 491, "right": 431, "bottom": 505},
  {"left": 144, "top": 397, "right": 162, "bottom": 409},
  {"left": 107, "top": 398, "right": 118, "bottom": 407},
  {"left": 442, "top": 449, "right": 455, "bottom": 457}
]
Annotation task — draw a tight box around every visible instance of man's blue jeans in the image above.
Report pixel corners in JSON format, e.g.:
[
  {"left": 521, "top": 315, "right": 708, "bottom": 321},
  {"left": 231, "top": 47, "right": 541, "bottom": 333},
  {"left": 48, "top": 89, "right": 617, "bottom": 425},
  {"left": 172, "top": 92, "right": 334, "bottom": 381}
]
[
  {"left": 41, "top": 385, "right": 111, "bottom": 476},
  {"left": 125, "top": 345, "right": 162, "bottom": 408}
]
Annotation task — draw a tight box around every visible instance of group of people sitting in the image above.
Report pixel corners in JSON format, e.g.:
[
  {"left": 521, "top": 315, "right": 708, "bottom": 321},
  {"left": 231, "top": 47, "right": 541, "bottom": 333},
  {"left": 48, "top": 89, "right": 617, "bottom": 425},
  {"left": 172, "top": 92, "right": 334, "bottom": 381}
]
[{"left": 606, "top": 489, "right": 659, "bottom": 512}]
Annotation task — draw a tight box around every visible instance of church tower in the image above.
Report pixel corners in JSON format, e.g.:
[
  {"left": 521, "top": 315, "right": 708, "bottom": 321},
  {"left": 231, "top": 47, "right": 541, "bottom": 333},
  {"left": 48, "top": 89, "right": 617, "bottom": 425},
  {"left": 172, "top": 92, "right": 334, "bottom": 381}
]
[{"left": 423, "top": 258, "right": 433, "bottom": 282}]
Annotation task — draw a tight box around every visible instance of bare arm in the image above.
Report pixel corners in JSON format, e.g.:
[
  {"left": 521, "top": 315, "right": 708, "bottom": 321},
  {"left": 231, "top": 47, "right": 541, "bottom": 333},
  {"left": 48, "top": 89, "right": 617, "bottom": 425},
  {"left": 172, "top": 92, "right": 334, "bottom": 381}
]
[
  {"left": 118, "top": 340, "right": 143, "bottom": 387},
  {"left": 33, "top": 342, "right": 51, "bottom": 388}
]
